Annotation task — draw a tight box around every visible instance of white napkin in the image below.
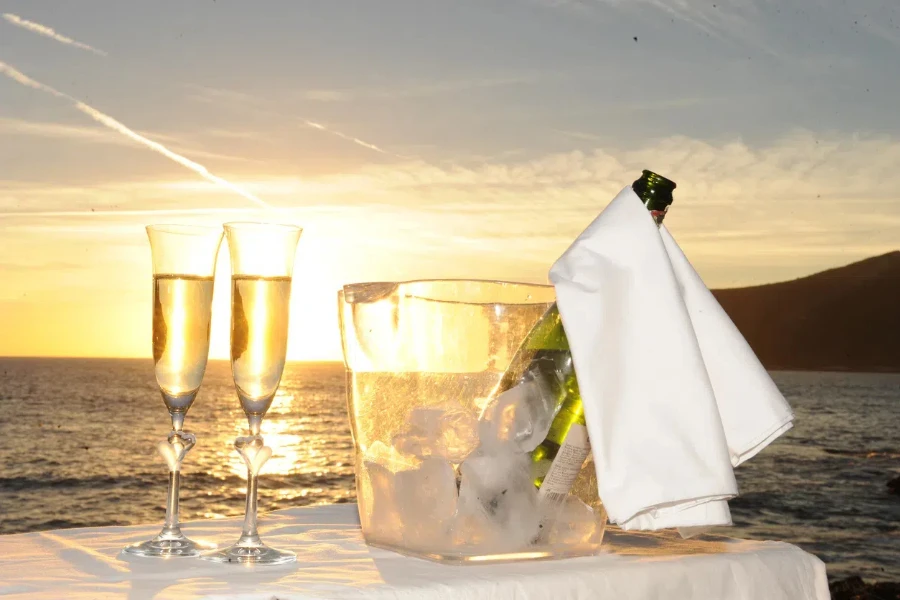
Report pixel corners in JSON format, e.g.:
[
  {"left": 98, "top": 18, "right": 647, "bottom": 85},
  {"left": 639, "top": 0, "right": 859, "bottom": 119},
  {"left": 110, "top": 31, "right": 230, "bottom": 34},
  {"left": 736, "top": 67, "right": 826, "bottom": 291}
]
[{"left": 548, "top": 185, "right": 794, "bottom": 531}]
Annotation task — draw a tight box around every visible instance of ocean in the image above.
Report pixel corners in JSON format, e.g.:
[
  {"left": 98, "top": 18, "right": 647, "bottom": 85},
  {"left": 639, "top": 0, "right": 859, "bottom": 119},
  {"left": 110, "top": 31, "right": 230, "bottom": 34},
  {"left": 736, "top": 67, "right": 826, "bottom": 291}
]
[{"left": 0, "top": 359, "right": 897, "bottom": 582}]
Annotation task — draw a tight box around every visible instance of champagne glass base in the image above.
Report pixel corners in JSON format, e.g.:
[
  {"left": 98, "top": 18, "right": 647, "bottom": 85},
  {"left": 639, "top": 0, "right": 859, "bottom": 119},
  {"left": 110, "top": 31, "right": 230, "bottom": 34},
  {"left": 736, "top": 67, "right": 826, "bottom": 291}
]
[
  {"left": 123, "top": 533, "right": 215, "bottom": 558},
  {"left": 201, "top": 542, "right": 296, "bottom": 565}
]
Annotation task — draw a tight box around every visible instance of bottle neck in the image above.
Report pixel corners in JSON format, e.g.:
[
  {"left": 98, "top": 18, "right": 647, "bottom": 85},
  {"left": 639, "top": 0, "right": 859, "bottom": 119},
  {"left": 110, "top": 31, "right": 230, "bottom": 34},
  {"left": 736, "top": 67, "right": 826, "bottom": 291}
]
[{"left": 632, "top": 170, "right": 676, "bottom": 228}]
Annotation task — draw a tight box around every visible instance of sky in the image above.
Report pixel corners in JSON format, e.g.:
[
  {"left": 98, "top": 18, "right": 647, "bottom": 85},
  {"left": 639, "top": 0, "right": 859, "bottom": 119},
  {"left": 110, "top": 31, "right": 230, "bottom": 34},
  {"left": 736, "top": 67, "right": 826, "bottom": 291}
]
[{"left": 0, "top": 0, "right": 898, "bottom": 361}]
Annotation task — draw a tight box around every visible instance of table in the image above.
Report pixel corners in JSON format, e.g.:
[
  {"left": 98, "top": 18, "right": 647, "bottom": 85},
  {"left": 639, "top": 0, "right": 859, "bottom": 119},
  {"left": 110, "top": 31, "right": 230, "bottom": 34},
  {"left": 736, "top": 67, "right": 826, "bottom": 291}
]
[{"left": 0, "top": 504, "right": 830, "bottom": 599}]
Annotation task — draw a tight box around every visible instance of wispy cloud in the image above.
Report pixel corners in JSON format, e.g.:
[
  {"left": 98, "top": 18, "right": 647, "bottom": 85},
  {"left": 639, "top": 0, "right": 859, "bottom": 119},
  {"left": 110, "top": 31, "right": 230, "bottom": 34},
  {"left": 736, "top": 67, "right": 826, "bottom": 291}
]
[
  {"left": 299, "top": 89, "right": 353, "bottom": 102},
  {"left": 2, "top": 124, "right": 898, "bottom": 284},
  {"left": 0, "top": 117, "right": 138, "bottom": 144},
  {"left": 203, "top": 128, "right": 259, "bottom": 140},
  {"left": 297, "top": 74, "right": 542, "bottom": 103},
  {"left": 2, "top": 13, "right": 107, "bottom": 56},
  {"left": 0, "top": 177, "right": 269, "bottom": 216},
  {"left": 0, "top": 60, "right": 269, "bottom": 208},
  {"left": 189, "top": 84, "right": 410, "bottom": 159},
  {"left": 185, "top": 85, "right": 263, "bottom": 106},
  {"left": 531, "top": 0, "right": 780, "bottom": 56},
  {"left": 0, "top": 259, "right": 83, "bottom": 273},
  {"left": 552, "top": 129, "right": 606, "bottom": 142},
  {"left": 0, "top": 117, "right": 260, "bottom": 164},
  {"left": 151, "top": 129, "right": 900, "bottom": 280},
  {"left": 0, "top": 207, "right": 270, "bottom": 219}
]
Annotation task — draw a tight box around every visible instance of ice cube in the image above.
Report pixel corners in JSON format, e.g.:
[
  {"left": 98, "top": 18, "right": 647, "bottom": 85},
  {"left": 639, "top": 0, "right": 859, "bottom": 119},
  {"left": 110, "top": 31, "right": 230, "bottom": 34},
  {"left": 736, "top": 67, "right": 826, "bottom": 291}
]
[
  {"left": 454, "top": 448, "right": 542, "bottom": 551},
  {"left": 394, "top": 458, "right": 459, "bottom": 549},
  {"left": 479, "top": 369, "right": 557, "bottom": 453},
  {"left": 408, "top": 406, "right": 444, "bottom": 432},
  {"left": 433, "top": 406, "right": 479, "bottom": 462},
  {"left": 544, "top": 496, "right": 598, "bottom": 546},
  {"left": 362, "top": 461, "right": 403, "bottom": 546},
  {"left": 360, "top": 441, "right": 422, "bottom": 547},
  {"left": 392, "top": 404, "right": 478, "bottom": 463},
  {"left": 364, "top": 440, "right": 422, "bottom": 472},
  {"left": 392, "top": 431, "right": 430, "bottom": 459}
]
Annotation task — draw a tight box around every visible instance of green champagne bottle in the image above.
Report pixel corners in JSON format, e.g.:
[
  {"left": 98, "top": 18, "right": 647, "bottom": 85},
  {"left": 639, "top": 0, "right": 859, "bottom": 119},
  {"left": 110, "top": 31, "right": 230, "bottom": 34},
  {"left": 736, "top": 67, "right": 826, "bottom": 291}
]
[{"left": 498, "top": 170, "right": 678, "bottom": 510}]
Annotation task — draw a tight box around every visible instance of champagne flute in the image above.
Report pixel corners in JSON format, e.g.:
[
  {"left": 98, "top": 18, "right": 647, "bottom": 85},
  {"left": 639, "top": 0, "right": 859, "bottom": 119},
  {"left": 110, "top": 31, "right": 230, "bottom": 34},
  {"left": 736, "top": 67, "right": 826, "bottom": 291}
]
[
  {"left": 201, "top": 222, "right": 302, "bottom": 565},
  {"left": 124, "top": 224, "right": 223, "bottom": 558}
]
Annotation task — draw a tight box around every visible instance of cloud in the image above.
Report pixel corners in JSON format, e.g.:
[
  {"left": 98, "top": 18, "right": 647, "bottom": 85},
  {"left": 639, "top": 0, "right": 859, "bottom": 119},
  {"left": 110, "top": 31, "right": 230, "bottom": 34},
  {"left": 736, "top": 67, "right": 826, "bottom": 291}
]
[
  {"left": 0, "top": 178, "right": 263, "bottom": 215},
  {"left": 189, "top": 84, "right": 410, "bottom": 159},
  {"left": 141, "top": 129, "right": 900, "bottom": 280},
  {"left": 202, "top": 129, "right": 259, "bottom": 140},
  {"left": 536, "top": 0, "right": 899, "bottom": 62},
  {"left": 185, "top": 85, "right": 262, "bottom": 106},
  {"left": 0, "top": 206, "right": 268, "bottom": 219},
  {"left": 2, "top": 13, "right": 107, "bottom": 56},
  {"left": 0, "top": 60, "right": 270, "bottom": 208},
  {"left": 368, "top": 75, "right": 542, "bottom": 100},
  {"left": 0, "top": 117, "right": 132, "bottom": 144},
  {"left": 528, "top": 0, "right": 786, "bottom": 57},
  {"left": 296, "top": 75, "right": 542, "bottom": 103},
  {"left": 1, "top": 128, "right": 898, "bottom": 285},
  {"left": 0, "top": 260, "right": 84, "bottom": 275},
  {"left": 552, "top": 129, "right": 606, "bottom": 143},
  {"left": 0, "top": 117, "right": 261, "bottom": 164},
  {"left": 299, "top": 89, "right": 353, "bottom": 102}
]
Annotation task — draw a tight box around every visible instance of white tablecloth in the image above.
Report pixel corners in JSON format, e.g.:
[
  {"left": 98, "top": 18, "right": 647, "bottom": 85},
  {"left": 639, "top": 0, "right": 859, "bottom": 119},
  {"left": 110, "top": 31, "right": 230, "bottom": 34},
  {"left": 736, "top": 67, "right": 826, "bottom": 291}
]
[{"left": 0, "top": 504, "right": 829, "bottom": 599}]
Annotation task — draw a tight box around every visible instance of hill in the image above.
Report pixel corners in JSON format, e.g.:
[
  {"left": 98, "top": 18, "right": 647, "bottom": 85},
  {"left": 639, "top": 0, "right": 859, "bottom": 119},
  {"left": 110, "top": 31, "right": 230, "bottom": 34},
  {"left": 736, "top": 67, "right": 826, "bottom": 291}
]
[{"left": 711, "top": 251, "right": 900, "bottom": 372}]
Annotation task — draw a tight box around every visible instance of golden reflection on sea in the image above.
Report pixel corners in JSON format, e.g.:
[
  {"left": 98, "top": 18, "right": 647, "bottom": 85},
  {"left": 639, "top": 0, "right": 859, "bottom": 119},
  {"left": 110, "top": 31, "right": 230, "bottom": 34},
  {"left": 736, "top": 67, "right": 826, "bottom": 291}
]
[{"left": 207, "top": 384, "right": 354, "bottom": 488}]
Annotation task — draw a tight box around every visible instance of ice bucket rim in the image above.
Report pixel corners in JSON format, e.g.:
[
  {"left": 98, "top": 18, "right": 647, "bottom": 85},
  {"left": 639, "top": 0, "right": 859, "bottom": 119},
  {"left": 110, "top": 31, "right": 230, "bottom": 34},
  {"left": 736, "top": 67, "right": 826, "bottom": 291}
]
[{"left": 340, "top": 279, "right": 555, "bottom": 306}]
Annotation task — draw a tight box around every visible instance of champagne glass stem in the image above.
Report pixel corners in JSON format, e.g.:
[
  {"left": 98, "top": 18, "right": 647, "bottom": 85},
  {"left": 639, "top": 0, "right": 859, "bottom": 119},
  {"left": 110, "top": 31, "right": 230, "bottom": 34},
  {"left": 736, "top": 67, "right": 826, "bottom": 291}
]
[
  {"left": 172, "top": 412, "right": 185, "bottom": 432},
  {"left": 163, "top": 414, "right": 186, "bottom": 535},
  {"left": 157, "top": 429, "right": 194, "bottom": 536},
  {"left": 240, "top": 470, "right": 261, "bottom": 543},
  {"left": 163, "top": 470, "right": 182, "bottom": 534},
  {"left": 123, "top": 430, "right": 206, "bottom": 557}
]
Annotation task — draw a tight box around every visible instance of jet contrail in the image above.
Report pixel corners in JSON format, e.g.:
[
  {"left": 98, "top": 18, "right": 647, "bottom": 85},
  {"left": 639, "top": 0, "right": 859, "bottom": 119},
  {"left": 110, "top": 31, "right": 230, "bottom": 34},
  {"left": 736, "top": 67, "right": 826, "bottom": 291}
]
[
  {"left": 302, "top": 119, "right": 411, "bottom": 158},
  {"left": 0, "top": 60, "right": 270, "bottom": 209},
  {"left": 3, "top": 13, "right": 107, "bottom": 56},
  {"left": 190, "top": 85, "right": 412, "bottom": 159}
]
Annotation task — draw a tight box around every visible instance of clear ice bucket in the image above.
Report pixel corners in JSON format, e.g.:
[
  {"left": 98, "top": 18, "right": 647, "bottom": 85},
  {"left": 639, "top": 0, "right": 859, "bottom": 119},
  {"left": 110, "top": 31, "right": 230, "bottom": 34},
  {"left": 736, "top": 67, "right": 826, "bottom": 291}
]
[{"left": 339, "top": 280, "right": 606, "bottom": 564}]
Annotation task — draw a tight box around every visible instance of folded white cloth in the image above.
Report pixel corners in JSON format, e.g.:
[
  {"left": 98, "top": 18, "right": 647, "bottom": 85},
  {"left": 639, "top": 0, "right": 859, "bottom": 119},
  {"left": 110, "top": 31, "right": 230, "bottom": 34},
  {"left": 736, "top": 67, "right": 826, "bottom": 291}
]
[{"left": 548, "top": 185, "right": 794, "bottom": 531}]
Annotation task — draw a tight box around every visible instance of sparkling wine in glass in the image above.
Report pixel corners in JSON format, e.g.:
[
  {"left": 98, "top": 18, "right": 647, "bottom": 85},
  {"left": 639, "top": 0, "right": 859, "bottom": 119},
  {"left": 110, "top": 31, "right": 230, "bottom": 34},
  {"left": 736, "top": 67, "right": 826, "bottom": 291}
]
[
  {"left": 201, "top": 222, "right": 301, "bottom": 566},
  {"left": 124, "top": 224, "right": 224, "bottom": 558}
]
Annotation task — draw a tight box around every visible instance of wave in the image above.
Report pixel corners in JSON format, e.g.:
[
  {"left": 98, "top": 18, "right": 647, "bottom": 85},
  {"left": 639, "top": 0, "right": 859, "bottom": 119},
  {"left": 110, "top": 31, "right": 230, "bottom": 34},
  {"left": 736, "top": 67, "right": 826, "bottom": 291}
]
[
  {"left": 0, "top": 471, "right": 355, "bottom": 492},
  {"left": 822, "top": 448, "right": 900, "bottom": 459}
]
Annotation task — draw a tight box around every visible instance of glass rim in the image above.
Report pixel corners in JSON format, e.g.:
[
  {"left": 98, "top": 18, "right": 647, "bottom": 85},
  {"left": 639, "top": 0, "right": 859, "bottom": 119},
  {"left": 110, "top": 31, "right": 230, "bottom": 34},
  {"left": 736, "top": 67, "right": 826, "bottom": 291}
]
[
  {"left": 340, "top": 278, "right": 555, "bottom": 306},
  {"left": 343, "top": 278, "right": 553, "bottom": 291},
  {"left": 146, "top": 224, "right": 223, "bottom": 236},
  {"left": 223, "top": 221, "right": 303, "bottom": 233}
]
